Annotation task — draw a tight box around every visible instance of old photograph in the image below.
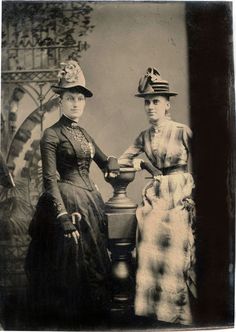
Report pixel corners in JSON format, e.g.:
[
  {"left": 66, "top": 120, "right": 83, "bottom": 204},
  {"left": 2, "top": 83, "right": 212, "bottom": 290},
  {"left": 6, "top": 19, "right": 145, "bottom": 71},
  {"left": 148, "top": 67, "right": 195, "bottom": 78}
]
[{"left": 0, "top": 1, "right": 234, "bottom": 330}]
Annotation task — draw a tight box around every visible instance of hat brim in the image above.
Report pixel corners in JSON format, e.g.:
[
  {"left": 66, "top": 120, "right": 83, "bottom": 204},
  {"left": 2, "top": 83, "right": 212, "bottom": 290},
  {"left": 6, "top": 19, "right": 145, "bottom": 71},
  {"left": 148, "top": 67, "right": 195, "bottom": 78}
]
[
  {"left": 135, "top": 91, "right": 178, "bottom": 98},
  {"left": 51, "top": 85, "right": 93, "bottom": 97}
]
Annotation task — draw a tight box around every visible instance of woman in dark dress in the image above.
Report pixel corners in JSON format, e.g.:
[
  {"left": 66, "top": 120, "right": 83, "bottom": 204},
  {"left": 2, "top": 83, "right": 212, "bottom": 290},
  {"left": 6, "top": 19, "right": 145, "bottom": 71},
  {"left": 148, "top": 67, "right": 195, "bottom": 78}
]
[{"left": 25, "top": 60, "right": 119, "bottom": 327}]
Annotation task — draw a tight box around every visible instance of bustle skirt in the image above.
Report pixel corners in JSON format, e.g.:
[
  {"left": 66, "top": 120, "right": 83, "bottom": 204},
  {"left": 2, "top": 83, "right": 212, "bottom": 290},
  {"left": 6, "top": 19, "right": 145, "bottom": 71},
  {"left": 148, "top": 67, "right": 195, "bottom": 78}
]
[{"left": 135, "top": 172, "right": 196, "bottom": 325}]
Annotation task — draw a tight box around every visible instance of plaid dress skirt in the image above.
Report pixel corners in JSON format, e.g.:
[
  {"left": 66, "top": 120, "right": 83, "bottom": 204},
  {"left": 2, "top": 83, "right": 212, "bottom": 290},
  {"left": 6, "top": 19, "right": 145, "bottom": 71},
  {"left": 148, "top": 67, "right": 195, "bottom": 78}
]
[{"left": 135, "top": 172, "right": 196, "bottom": 325}]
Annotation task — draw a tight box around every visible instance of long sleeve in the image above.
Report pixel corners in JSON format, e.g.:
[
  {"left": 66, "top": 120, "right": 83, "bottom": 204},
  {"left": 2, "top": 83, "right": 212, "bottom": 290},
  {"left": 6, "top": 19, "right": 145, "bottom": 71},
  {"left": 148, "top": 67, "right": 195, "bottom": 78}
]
[
  {"left": 93, "top": 141, "right": 108, "bottom": 170},
  {"left": 182, "top": 125, "right": 193, "bottom": 172},
  {"left": 93, "top": 141, "right": 120, "bottom": 174},
  {"left": 40, "top": 128, "right": 67, "bottom": 217},
  {"left": 182, "top": 125, "right": 192, "bottom": 154},
  {"left": 119, "top": 132, "right": 145, "bottom": 167}
]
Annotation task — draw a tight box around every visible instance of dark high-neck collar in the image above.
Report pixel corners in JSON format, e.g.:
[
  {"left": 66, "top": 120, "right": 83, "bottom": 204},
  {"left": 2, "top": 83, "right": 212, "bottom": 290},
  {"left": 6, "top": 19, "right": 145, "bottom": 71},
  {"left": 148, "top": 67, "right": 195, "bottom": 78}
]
[{"left": 59, "top": 114, "right": 80, "bottom": 127}]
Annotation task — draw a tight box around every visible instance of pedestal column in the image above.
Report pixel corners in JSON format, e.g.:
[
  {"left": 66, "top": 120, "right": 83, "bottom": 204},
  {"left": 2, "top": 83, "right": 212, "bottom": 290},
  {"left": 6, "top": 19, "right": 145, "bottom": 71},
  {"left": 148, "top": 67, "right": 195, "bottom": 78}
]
[{"left": 105, "top": 168, "right": 137, "bottom": 321}]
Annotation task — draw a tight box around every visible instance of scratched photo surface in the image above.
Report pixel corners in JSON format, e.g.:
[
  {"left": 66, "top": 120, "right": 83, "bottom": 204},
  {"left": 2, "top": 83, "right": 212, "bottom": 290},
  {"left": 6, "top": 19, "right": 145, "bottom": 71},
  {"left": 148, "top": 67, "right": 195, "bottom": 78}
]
[{"left": 0, "top": 1, "right": 234, "bottom": 330}]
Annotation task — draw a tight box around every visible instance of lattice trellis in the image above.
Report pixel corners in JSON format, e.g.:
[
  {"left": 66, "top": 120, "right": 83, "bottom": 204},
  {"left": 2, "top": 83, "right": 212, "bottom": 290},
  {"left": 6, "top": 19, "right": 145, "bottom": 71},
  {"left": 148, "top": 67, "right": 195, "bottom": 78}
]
[
  {"left": 2, "top": 2, "right": 94, "bottom": 72},
  {"left": 1, "top": 1, "right": 94, "bottom": 154},
  {"left": 2, "top": 70, "right": 58, "bottom": 84}
]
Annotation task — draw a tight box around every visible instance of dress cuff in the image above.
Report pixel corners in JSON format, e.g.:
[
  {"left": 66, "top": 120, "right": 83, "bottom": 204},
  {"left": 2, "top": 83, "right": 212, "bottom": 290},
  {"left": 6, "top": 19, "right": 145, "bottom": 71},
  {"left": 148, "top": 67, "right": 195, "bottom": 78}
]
[
  {"left": 153, "top": 175, "right": 162, "bottom": 182},
  {"left": 107, "top": 155, "right": 116, "bottom": 160},
  {"left": 57, "top": 212, "right": 67, "bottom": 219},
  {"left": 133, "top": 159, "right": 144, "bottom": 171}
]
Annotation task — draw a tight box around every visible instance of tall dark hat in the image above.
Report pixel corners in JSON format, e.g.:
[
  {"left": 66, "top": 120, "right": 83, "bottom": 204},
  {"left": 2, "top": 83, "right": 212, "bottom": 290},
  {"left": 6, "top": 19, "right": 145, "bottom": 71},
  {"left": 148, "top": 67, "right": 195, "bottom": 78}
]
[
  {"left": 135, "top": 67, "right": 177, "bottom": 97},
  {"left": 51, "top": 60, "right": 93, "bottom": 97}
]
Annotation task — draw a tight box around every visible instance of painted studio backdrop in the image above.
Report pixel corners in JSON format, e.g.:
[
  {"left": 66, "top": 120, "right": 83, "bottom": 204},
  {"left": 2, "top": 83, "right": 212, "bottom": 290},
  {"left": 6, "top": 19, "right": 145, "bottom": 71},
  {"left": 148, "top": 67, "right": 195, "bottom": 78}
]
[{"left": 0, "top": 1, "right": 234, "bottom": 330}]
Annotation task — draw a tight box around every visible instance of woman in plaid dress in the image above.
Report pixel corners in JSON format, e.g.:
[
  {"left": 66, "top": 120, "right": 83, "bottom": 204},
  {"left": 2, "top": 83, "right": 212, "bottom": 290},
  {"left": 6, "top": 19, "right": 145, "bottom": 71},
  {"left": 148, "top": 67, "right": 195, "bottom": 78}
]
[{"left": 119, "top": 68, "right": 196, "bottom": 325}]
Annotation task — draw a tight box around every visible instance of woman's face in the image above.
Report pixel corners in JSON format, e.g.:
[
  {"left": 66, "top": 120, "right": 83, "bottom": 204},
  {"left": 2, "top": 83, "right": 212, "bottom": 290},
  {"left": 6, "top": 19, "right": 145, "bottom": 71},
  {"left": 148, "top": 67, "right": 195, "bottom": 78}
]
[
  {"left": 144, "top": 95, "right": 170, "bottom": 122},
  {"left": 61, "top": 91, "right": 86, "bottom": 122}
]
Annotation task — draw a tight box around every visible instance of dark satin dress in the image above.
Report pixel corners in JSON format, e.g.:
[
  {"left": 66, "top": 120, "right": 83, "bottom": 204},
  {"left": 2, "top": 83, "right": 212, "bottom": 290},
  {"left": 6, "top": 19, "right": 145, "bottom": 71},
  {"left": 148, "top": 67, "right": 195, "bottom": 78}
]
[{"left": 25, "top": 115, "right": 111, "bottom": 325}]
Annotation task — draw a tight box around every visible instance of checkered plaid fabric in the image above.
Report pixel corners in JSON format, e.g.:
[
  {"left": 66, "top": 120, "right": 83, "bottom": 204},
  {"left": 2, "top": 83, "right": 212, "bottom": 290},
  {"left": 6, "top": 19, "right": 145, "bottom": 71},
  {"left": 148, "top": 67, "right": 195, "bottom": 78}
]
[{"left": 119, "top": 118, "right": 196, "bottom": 325}]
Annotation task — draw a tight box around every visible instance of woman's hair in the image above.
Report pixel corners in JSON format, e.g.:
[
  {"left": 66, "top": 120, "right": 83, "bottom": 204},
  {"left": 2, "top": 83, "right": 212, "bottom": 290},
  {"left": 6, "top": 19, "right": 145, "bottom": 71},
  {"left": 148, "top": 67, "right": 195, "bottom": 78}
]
[
  {"left": 159, "top": 94, "right": 170, "bottom": 101},
  {"left": 58, "top": 87, "right": 86, "bottom": 99},
  {"left": 165, "top": 109, "right": 171, "bottom": 117}
]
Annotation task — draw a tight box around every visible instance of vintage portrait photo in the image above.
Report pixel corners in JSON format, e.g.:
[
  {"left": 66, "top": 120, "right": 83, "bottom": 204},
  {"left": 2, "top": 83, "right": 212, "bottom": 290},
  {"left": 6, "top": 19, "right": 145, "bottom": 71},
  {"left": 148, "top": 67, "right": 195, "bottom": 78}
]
[{"left": 0, "top": 1, "right": 234, "bottom": 330}]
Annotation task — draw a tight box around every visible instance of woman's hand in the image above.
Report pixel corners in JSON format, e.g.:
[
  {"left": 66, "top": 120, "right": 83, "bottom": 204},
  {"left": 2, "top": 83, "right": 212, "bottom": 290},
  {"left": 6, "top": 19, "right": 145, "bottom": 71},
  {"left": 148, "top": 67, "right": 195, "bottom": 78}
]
[
  {"left": 140, "top": 161, "right": 162, "bottom": 177},
  {"left": 105, "top": 156, "right": 120, "bottom": 178},
  {"left": 57, "top": 214, "right": 80, "bottom": 244}
]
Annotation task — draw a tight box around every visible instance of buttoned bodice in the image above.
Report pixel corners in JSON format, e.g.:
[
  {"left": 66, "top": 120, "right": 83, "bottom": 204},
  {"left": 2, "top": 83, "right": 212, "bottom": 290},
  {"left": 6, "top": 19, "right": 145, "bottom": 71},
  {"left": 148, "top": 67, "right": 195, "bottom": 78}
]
[
  {"left": 40, "top": 115, "right": 108, "bottom": 216},
  {"left": 119, "top": 118, "right": 192, "bottom": 170},
  {"left": 56, "top": 122, "right": 95, "bottom": 179}
]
